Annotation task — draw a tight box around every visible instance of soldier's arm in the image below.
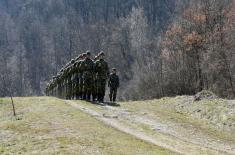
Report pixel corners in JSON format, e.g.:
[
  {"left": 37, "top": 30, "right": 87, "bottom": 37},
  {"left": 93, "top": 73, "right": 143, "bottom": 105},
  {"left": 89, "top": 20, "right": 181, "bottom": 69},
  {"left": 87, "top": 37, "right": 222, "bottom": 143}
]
[
  {"left": 94, "top": 61, "right": 98, "bottom": 73},
  {"left": 77, "top": 62, "right": 81, "bottom": 73},
  {"left": 92, "top": 61, "right": 95, "bottom": 74},
  {"left": 79, "top": 62, "right": 84, "bottom": 72}
]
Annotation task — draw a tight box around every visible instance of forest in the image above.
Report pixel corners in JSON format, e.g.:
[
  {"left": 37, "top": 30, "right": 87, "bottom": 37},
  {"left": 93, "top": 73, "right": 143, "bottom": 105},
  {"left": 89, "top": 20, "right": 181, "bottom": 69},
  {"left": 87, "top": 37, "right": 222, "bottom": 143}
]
[{"left": 0, "top": 0, "right": 234, "bottom": 100}]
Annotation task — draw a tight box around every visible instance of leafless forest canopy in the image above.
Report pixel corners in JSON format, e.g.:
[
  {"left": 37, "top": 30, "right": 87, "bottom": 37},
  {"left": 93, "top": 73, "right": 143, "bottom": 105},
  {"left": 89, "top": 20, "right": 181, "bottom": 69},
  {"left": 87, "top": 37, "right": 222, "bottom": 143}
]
[{"left": 0, "top": 0, "right": 234, "bottom": 100}]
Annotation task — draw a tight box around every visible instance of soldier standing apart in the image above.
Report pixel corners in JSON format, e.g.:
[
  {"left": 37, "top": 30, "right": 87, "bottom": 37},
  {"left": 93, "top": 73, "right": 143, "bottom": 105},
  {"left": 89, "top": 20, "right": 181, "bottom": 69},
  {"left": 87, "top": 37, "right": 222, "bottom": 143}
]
[
  {"left": 80, "top": 52, "right": 94, "bottom": 101},
  {"left": 108, "top": 68, "right": 119, "bottom": 102},
  {"left": 95, "top": 52, "right": 109, "bottom": 103}
]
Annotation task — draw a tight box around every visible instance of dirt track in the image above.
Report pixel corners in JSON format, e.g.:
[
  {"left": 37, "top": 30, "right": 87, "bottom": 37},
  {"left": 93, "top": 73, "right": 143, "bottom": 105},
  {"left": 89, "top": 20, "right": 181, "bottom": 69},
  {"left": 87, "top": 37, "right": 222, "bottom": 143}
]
[{"left": 66, "top": 100, "right": 235, "bottom": 155}]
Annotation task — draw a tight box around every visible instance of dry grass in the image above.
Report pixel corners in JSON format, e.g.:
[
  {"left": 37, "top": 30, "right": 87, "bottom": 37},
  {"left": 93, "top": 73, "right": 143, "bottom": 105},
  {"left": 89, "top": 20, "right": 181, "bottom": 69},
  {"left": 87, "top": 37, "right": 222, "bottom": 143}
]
[
  {"left": 0, "top": 97, "right": 174, "bottom": 155},
  {"left": 121, "top": 96, "right": 235, "bottom": 143}
]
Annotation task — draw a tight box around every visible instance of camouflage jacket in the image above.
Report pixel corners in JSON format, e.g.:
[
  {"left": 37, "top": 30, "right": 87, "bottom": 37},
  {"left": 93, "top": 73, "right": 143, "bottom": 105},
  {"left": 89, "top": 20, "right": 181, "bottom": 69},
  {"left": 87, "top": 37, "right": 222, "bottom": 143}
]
[
  {"left": 95, "top": 59, "right": 109, "bottom": 79},
  {"left": 79, "top": 58, "right": 94, "bottom": 78}
]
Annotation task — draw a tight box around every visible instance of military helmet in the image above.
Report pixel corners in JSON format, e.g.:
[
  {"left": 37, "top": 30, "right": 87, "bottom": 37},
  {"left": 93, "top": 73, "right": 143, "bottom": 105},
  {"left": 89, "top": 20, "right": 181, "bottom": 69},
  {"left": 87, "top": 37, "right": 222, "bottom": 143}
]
[
  {"left": 79, "top": 54, "right": 83, "bottom": 58},
  {"left": 99, "top": 51, "right": 105, "bottom": 56},
  {"left": 71, "top": 59, "right": 75, "bottom": 64},
  {"left": 82, "top": 53, "right": 86, "bottom": 57},
  {"left": 86, "top": 51, "right": 91, "bottom": 56},
  {"left": 94, "top": 56, "right": 97, "bottom": 60},
  {"left": 75, "top": 56, "right": 80, "bottom": 61}
]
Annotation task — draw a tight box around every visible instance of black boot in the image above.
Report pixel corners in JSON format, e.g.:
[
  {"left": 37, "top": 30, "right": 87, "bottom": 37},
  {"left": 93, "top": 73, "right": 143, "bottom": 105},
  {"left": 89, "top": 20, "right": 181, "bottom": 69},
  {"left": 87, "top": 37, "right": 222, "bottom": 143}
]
[{"left": 113, "top": 95, "right": 116, "bottom": 102}]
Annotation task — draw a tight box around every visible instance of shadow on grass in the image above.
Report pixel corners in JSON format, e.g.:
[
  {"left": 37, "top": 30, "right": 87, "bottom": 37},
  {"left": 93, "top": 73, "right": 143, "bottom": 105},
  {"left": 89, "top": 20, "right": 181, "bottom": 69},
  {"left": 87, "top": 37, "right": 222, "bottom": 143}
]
[
  {"left": 104, "top": 102, "right": 120, "bottom": 107},
  {"left": 89, "top": 101, "right": 120, "bottom": 107}
]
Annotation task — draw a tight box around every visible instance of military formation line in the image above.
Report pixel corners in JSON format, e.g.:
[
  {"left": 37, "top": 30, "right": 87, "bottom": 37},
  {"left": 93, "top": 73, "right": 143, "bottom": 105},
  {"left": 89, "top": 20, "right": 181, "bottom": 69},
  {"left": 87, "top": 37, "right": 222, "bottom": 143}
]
[{"left": 45, "top": 51, "right": 119, "bottom": 103}]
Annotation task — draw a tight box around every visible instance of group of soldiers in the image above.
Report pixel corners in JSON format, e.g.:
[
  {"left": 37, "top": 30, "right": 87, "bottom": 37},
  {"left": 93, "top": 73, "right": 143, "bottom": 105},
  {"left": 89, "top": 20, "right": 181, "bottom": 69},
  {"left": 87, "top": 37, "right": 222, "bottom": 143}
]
[{"left": 45, "top": 51, "right": 120, "bottom": 103}]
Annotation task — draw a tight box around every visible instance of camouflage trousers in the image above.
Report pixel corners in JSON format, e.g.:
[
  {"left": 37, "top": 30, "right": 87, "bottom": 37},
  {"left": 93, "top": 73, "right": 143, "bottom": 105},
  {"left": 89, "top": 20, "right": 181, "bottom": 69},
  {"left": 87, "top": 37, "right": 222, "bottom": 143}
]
[
  {"left": 67, "top": 80, "right": 73, "bottom": 99},
  {"left": 83, "top": 77, "right": 94, "bottom": 101},
  {"left": 74, "top": 80, "right": 79, "bottom": 99},
  {"left": 96, "top": 77, "right": 107, "bottom": 102},
  {"left": 92, "top": 78, "right": 97, "bottom": 101},
  {"left": 78, "top": 76, "right": 83, "bottom": 99}
]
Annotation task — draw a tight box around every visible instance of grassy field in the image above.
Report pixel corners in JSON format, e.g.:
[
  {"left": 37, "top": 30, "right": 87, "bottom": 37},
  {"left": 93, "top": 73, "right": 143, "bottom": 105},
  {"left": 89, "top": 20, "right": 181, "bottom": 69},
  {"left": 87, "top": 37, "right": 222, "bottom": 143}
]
[
  {"left": 0, "top": 97, "right": 176, "bottom": 155},
  {"left": 72, "top": 96, "right": 235, "bottom": 155},
  {"left": 121, "top": 96, "right": 235, "bottom": 141}
]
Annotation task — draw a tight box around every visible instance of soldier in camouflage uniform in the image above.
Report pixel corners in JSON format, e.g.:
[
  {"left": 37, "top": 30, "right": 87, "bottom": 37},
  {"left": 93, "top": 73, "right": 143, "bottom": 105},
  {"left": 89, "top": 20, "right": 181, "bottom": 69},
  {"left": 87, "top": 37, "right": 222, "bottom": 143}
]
[
  {"left": 59, "top": 69, "right": 65, "bottom": 99},
  {"left": 71, "top": 62, "right": 77, "bottom": 99},
  {"left": 64, "top": 66, "right": 71, "bottom": 99},
  {"left": 45, "top": 84, "right": 49, "bottom": 96},
  {"left": 108, "top": 68, "right": 119, "bottom": 102},
  {"left": 79, "top": 52, "right": 94, "bottom": 101},
  {"left": 60, "top": 68, "right": 66, "bottom": 99},
  {"left": 68, "top": 60, "right": 76, "bottom": 99},
  {"left": 52, "top": 76, "right": 57, "bottom": 96},
  {"left": 77, "top": 53, "right": 86, "bottom": 99},
  {"left": 76, "top": 54, "right": 85, "bottom": 99},
  {"left": 74, "top": 55, "right": 81, "bottom": 99},
  {"left": 92, "top": 55, "right": 99, "bottom": 101},
  {"left": 95, "top": 52, "right": 109, "bottom": 103}
]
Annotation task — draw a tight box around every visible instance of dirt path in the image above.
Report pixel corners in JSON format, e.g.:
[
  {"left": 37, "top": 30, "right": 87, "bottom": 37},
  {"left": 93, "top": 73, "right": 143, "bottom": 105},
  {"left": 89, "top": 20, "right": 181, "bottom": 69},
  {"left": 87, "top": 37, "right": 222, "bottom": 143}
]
[{"left": 65, "top": 100, "right": 235, "bottom": 155}]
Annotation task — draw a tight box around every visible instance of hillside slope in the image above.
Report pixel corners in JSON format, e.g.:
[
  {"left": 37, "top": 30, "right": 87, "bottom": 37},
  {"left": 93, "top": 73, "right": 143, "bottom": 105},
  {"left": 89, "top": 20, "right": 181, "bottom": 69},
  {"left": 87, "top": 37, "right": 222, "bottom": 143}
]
[
  {"left": 1, "top": 96, "right": 235, "bottom": 155},
  {"left": 0, "top": 97, "right": 174, "bottom": 155},
  {"left": 69, "top": 96, "right": 235, "bottom": 155}
]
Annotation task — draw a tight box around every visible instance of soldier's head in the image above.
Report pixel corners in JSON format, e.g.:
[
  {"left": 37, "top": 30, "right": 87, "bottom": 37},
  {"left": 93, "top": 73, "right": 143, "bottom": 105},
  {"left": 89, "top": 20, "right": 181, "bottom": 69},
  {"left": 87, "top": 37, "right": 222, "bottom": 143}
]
[
  {"left": 86, "top": 51, "right": 91, "bottom": 59},
  {"left": 112, "top": 68, "right": 117, "bottom": 74},
  {"left": 75, "top": 56, "right": 80, "bottom": 61},
  {"left": 94, "top": 55, "right": 99, "bottom": 61},
  {"left": 71, "top": 59, "right": 75, "bottom": 64},
  {"left": 78, "top": 54, "right": 83, "bottom": 59},
  {"left": 82, "top": 53, "right": 86, "bottom": 59},
  {"left": 99, "top": 51, "right": 105, "bottom": 59},
  {"left": 65, "top": 62, "right": 70, "bottom": 68}
]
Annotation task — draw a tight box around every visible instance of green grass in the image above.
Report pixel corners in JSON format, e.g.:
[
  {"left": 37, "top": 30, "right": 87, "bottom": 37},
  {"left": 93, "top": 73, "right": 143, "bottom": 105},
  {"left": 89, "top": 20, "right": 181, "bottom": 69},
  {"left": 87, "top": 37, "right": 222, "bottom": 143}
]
[{"left": 0, "top": 97, "right": 175, "bottom": 155}]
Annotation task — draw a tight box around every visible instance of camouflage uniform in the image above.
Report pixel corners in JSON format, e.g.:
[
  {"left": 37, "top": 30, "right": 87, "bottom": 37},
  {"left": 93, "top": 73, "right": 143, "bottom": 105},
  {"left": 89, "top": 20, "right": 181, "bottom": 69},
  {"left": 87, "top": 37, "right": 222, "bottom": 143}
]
[
  {"left": 80, "top": 56, "right": 94, "bottom": 101},
  {"left": 52, "top": 77, "right": 57, "bottom": 97},
  {"left": 95, "top": 58, "right": 109, "bottom": 102},
  {"left": 108, "top": 72, "right": 119, "bottom": 102},
  {"left": 56, "top": 75, "right": 61, "bottom": 98},
  {"left": 92, "top": 56, "right": 99, "bottom": 101},
  {"left": 60, "top": 70, "right": 66, "bottom": 99},
  {"left": 71, "top": 63, "right": 77, "bottom": 99},
  {"left": 45, "top": 85, "right": 49, "bottom": 96},
  {"left": 68, "top": 67, "right": 73, "bottom": 99},
  {"left": 74, "top": 58, "right": 83, "bottom": 99},
  {"left": 64, "top": 68, "right": 70, "bottom": 99}
]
